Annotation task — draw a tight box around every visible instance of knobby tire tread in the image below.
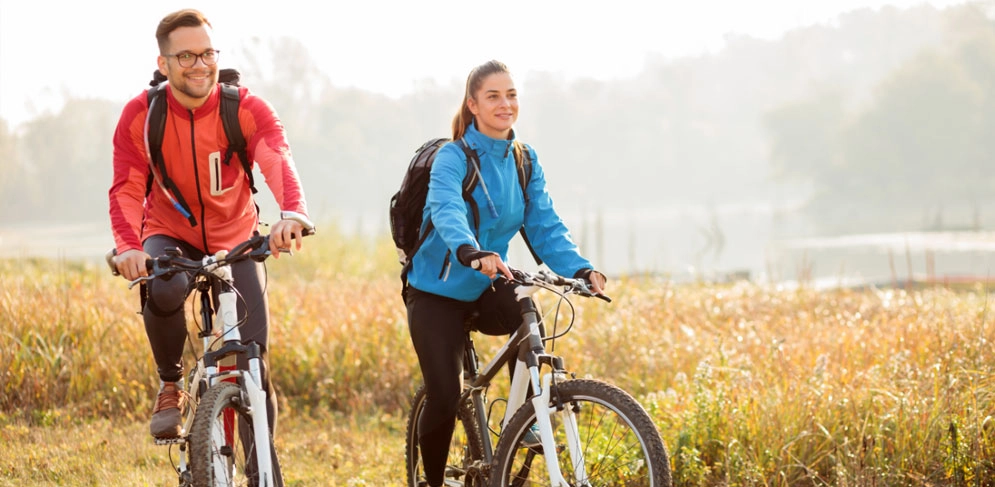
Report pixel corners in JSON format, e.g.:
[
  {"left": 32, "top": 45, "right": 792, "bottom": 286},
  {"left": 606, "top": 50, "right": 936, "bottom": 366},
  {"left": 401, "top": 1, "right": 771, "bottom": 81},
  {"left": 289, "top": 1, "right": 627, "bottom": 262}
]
[
  {"left": 490, "top": 379, "right": 672, "bottom": 487},
  {"left": 188, "top": 382, "right": 281, "bottom": 487}
]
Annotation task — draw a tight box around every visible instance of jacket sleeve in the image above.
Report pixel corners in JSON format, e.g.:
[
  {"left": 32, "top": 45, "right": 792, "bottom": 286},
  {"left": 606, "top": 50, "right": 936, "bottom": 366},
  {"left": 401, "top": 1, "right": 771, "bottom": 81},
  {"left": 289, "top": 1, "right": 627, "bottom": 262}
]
[
  {"left": 239, "top": 88, "right": 309, "bottom": 217},
  {"left": 425, "top": 143, "right": 478, "bottom": 253},
  {"left": 108, "top": 94, "right": 152, "bottom": 253},
  {"left": 521, "top": 146, "right": 593, "bottom": 277}
]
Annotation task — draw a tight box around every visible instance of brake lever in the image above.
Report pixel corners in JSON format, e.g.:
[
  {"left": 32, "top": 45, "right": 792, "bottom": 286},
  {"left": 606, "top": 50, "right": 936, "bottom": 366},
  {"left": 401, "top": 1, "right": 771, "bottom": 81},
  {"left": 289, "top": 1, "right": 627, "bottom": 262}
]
[
  {"left": 570, "top": 279, "right": 612, "bottom": 303},
  {"left": 127, "top": 274, "right": 155, "bottom": 290}
]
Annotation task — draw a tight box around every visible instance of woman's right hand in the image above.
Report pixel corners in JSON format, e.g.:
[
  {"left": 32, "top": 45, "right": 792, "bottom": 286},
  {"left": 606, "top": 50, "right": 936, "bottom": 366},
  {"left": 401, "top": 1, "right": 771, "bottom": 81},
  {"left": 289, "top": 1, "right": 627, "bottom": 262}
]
[
  {"left": 458, "top": 245, "right": 513, "bottom": 280},
  {"left": 472, "top": 253, "right": 513, "bottom": 281},
  {"left": 115, "top": 249, "right": 151, "bottom": 281}
]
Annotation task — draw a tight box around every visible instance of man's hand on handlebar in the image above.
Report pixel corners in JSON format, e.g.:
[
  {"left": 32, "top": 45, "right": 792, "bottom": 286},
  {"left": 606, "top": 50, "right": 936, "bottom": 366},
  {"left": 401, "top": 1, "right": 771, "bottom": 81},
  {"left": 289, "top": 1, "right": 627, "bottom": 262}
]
[
  {"left": 114, "top": 248, "right": 151, "bottom": 281},
  {"left": 268, "top": 219, "right": 305, "bottom": 258}
]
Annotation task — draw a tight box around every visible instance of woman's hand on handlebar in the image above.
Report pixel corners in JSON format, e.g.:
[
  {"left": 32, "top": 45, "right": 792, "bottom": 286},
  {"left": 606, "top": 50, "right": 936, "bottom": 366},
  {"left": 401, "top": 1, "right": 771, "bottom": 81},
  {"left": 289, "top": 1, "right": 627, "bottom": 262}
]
[
  {"left": 115, "top": 249, "right": 151, "bottom": 281},
  {"left": 473, "top": 253, "right": 514, "bottom": 281},
  {"left": 588, "top": 271, "right": 607, "bottom": 295},
  {"left": 458, "top": 244, "right": 513, "bottom": 281},
  {"left": 575, "top": 268, "right": 607, "bottom": 296}
]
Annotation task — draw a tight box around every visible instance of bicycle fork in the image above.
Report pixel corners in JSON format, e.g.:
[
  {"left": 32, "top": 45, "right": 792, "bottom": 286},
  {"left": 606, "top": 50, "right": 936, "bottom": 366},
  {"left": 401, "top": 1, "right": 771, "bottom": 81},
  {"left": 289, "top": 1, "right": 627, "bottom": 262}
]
[{"left": 507, "top": 289, "right": 590, "bottom": 487}]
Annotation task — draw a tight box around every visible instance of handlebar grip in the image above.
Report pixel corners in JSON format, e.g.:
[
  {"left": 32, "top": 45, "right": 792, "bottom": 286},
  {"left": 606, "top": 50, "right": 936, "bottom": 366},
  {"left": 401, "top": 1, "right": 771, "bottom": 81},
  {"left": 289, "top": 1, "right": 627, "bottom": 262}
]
[
  {"left": 105, "top": 249, "right": 119, "bottom": 276},
  {"left": 107, "top": 248, "right": 156, "bottom": 277}
]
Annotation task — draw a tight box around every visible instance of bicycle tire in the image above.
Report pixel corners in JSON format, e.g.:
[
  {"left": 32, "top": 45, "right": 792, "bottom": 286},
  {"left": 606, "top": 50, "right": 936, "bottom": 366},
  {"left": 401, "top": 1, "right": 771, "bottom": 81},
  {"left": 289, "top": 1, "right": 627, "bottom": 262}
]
[
  {"left": 188, "top": 382, "right": 282, "bottom": 487},
  {"left": 405, "top": 384, "right": 487, "bottom": 487},
  {"left": 490, "top": 379, "right": 672, "bottom": 487}
]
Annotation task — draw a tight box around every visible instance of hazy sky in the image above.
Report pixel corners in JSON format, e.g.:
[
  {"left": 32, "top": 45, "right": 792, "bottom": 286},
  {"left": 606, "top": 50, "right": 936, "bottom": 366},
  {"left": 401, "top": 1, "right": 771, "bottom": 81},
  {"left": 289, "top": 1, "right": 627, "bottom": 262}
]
[{"left": 0, "top": 0, "right": 970, "bottom": 127}]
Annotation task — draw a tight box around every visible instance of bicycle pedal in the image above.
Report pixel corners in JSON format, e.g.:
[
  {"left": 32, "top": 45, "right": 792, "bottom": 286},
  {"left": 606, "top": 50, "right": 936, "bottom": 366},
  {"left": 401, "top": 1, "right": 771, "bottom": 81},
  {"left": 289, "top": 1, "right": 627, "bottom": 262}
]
[{"left": 154, "top": 436, "right": 186, "bottom": 445}]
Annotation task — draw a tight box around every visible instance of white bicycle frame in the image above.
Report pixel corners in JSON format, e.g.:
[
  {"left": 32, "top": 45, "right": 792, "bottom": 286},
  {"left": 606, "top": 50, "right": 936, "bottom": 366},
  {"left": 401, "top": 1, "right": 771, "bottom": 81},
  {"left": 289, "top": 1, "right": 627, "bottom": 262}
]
[
  {"left": 200, "top": 254, "right": 275, "bottom": 487},
  {"left": 115, "top": 221, "right": 315, "bottom": 487}
]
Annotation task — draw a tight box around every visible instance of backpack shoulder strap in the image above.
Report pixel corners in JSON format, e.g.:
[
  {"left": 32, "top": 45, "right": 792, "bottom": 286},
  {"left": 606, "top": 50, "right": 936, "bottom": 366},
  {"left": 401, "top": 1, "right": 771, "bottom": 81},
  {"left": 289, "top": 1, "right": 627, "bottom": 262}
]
[
  {"left": 218, "top": 84, "right": 256, "bottom": 194},
  {"left": 515, "top": 142, "right": 534, "bottom": 205},
  {"left": 513, "top": 141, "right": 542, "bottom": 265},
  {"left": 145, "top": 82, "right": 198, "bottom": 226},
  {"left": 456, "top": 139, "right": 481, "bottom": 235},
  {"left": 144, "top": 85, "right": 164, "bottom": 198}
]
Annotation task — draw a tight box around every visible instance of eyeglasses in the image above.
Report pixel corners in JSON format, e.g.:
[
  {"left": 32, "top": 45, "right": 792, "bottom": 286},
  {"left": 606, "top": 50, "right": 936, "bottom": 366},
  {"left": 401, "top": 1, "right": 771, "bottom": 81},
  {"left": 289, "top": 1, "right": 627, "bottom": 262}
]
[{"left": 164, "top": 49, "right": 220, "bottom": 68}]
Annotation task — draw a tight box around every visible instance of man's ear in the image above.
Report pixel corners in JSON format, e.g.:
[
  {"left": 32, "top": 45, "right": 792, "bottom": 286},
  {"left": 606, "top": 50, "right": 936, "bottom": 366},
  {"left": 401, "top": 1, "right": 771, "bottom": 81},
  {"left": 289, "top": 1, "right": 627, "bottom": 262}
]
[{"left": 157, "top": 56, "right": 168, "bottom": 78}]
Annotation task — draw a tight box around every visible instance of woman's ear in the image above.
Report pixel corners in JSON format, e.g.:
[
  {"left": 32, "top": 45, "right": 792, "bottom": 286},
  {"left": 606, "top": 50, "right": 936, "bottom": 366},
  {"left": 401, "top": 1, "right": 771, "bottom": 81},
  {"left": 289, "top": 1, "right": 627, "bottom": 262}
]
[{"left": 466, "top": 96, "right": 478, "bottom": 116}]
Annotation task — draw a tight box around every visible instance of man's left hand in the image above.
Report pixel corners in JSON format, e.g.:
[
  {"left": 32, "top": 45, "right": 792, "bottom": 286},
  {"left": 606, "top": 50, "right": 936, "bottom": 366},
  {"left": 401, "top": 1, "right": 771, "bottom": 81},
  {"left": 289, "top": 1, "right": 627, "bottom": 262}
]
[{"left": 268, "top": 219, "right": 305, "bottom": 258}]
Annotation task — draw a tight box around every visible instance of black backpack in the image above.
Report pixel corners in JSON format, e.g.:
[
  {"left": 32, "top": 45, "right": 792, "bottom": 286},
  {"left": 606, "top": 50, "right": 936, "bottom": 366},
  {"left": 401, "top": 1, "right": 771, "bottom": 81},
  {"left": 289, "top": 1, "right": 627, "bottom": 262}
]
[
  {"left": 389, "top": 138, "right": 541, "bottom": 267},
  {"left": 144, "top": 68, "right": 256, "bottom": 227}
]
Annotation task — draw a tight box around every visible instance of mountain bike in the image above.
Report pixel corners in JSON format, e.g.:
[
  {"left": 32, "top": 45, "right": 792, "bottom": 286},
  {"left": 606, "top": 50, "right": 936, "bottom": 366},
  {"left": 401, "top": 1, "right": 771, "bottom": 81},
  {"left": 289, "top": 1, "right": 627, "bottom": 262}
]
[
  {"left": 107, "top": 227, "right": 312, "bottom": 487},
  {"left": 404, "top": 266, "right": 672, "bottom": 487}
]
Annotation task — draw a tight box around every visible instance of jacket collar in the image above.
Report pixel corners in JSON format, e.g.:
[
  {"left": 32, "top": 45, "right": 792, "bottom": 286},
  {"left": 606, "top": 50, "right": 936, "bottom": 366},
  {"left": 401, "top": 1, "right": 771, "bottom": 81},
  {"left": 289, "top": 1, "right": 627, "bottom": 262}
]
[
  {"left": 463, "top": 121, "right": 516, "bottom": 158},
  {"left": 165, "top": 84, "right": 221, "bottom": 121}
]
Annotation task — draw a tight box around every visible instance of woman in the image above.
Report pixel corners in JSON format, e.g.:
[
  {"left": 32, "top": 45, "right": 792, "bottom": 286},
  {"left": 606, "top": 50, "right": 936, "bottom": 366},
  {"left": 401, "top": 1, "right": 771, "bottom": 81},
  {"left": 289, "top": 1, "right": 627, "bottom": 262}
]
[{"left": 404, "top": 59, "right": 606, "bottom": 487}]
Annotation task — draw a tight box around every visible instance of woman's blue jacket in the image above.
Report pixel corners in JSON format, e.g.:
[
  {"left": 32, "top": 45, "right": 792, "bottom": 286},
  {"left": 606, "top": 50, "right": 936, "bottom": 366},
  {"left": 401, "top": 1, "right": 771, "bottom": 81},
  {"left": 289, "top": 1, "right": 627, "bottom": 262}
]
[{"left": 407, "top": 123, "right": 592, "bottom": 301}]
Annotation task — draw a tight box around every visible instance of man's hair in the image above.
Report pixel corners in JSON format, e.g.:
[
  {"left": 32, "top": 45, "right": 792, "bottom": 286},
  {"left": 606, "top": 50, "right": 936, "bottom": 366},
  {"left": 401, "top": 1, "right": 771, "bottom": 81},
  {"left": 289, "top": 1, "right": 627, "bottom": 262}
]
[{"left": 156, "top": 9, "right": 212, "bottom": 53}]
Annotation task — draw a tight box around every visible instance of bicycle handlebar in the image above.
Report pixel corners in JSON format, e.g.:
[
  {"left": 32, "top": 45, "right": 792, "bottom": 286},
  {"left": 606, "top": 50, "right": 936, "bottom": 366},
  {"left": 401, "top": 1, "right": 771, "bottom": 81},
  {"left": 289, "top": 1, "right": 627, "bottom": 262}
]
[
  {"left": 508, "top": 267, "right": 612, "bottom": 303},
  {"left": 106, "top": 228, "right": 313, "bottom": 288},
  {"left": 470, "top": 258, "right": 610, "bottom": 302}
]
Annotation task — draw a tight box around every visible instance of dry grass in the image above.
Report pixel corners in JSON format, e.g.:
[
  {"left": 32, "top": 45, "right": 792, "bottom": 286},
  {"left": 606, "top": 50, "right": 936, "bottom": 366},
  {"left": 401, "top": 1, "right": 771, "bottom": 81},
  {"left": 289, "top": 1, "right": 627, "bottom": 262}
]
[{"left": 3, "top": 229, "right": 995, "bottom": 486}]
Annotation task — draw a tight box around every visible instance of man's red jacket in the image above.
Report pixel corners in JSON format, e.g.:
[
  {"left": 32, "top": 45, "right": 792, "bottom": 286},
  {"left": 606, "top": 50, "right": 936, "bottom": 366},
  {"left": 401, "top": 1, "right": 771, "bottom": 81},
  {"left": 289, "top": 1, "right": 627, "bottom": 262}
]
[{"left": 109, "top": 83, "right": 309, "bottom": 254}]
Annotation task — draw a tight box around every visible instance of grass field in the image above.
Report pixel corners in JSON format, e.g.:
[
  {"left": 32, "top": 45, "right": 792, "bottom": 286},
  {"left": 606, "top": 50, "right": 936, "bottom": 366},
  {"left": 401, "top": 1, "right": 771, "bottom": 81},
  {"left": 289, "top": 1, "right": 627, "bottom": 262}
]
[{"left": 3, "top": 230, "right": 995, "bottom": 486}]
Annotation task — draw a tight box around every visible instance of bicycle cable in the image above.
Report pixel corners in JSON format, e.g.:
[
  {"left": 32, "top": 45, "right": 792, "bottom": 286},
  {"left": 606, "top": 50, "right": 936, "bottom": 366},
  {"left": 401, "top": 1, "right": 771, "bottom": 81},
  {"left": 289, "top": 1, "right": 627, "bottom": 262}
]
[{"left": 536, "top": 284, "right": 578, "bottom": 351}]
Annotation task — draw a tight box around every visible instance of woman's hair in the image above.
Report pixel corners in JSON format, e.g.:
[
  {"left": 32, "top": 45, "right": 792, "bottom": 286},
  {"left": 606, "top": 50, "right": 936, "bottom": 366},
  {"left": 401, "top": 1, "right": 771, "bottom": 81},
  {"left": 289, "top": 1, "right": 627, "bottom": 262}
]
[
  {"left": 156, "top": 9, "right": 212, "bottom": 54},
  {"left": 451, "top": 60, "right": 512, "bottom": 140}
]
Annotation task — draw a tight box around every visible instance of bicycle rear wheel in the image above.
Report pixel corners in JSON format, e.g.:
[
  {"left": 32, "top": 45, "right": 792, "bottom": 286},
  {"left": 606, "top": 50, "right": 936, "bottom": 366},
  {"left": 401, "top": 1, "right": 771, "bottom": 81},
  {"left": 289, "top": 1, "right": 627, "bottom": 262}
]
[
  {"left": 406, "top": 384, "right": 486, "bottom": 487},
  {"left": 491, "top": 379, "right": 672, "bottom": 487},
  {"left": 188, "top": 382, "right": 282, "bottom": 487}
]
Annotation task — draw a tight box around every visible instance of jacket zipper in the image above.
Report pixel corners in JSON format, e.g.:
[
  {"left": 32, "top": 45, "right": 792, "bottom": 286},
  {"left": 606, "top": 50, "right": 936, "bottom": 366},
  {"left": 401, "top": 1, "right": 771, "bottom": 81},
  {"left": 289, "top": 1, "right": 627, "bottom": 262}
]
[
  {"left": 438, "top": 249, "right": 452, "bottom": 280},
  {"left": 188, "top": 109, "right": 209, "bottom": 253}
]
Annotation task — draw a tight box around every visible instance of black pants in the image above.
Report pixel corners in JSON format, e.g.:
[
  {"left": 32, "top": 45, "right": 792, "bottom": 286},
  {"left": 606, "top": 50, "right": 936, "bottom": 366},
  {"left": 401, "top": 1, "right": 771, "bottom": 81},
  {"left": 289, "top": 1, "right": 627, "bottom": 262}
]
[
  {"left": 406, "top": 279, "right": 528, "bottom": 487},
  {"left": 142, "top": 235, "right": 280, "bottom": 438}
]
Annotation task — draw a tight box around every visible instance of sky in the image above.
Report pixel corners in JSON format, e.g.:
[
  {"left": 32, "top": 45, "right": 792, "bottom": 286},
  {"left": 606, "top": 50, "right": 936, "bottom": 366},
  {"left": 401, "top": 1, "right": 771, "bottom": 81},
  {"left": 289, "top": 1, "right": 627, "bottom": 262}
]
[{"left": 0, "top": 0, "right": 972, "bottom": 127}]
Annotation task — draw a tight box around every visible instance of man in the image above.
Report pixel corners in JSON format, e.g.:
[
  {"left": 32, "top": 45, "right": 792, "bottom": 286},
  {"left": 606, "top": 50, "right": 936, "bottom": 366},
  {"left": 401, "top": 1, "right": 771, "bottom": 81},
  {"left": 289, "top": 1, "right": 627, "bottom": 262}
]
[{"left": 108, "top": 8, "right": 313, "bottom": 448}]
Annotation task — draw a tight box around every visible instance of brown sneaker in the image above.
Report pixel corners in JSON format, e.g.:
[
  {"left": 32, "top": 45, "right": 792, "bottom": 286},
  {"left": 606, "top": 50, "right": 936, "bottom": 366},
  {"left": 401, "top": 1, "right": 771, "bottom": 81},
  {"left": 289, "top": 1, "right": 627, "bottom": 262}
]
[{"left": 150, "top": 381, "right": 188, "bottom": 438}]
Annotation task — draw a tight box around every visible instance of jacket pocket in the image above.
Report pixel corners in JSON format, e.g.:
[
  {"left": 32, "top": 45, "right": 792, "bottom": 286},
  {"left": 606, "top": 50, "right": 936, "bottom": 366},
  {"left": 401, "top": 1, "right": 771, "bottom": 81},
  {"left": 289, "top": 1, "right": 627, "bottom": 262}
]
[
  {"left": 209, "top": 150, "right": 238, "bottom": 196},
  {"left": 438, "top": 249, "right": 452, "bottom": 281}
]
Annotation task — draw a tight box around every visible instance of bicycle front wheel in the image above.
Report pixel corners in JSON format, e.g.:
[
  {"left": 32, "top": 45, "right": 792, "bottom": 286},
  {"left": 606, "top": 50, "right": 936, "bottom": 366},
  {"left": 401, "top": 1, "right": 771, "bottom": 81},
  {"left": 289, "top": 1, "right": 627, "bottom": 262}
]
[
  {"left": 405, "top": 384, "right": 486, "bottom": 487},
  {"left": 491, "top": 379, "right": 672, "bottom": 487},
  {"left": 188, "top": 382, "right": 281, "bottom": 487}
]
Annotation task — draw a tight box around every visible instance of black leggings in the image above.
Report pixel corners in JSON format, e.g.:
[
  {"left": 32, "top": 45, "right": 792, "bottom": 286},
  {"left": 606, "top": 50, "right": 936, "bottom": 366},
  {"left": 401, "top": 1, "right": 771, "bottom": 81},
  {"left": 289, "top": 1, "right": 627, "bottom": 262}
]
[
  {"left": 406, "top": 279, "right": 527, "bottom": 487},
  {"left": 142, "top": 235, "right": 279, "bottom": 436}
]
